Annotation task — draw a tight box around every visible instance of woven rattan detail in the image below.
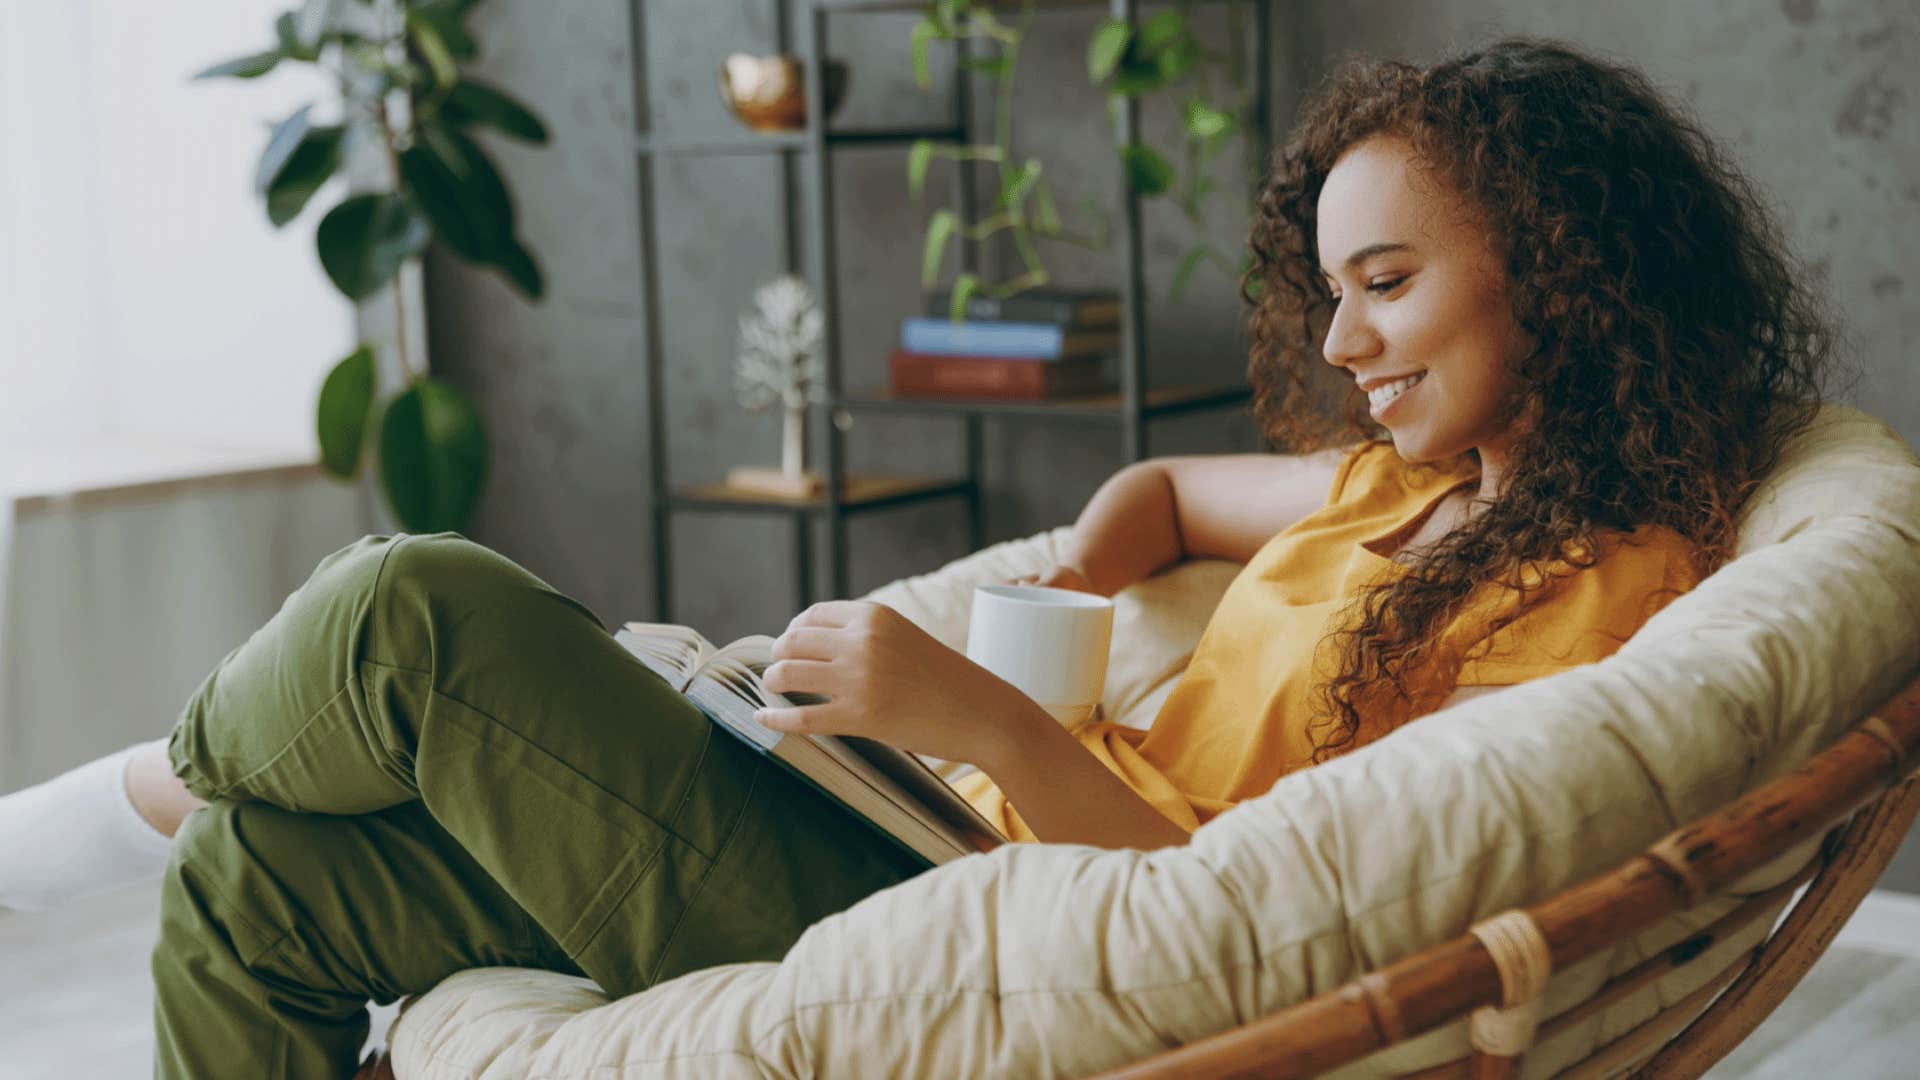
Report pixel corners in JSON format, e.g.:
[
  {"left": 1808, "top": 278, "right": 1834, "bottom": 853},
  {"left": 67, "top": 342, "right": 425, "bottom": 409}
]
[
  {"left": 1859, "top": 715, "right": 1907, "bottom": 768},
  {"left": 1355, "top": 972, "right": 1409, "bottom": 1043},
  {"left": 1645, "top": 841, "right": 1709, "bottom": 905},
  {"left": 1468, "top": 910, "right": 1553, "bottom": 1058}
]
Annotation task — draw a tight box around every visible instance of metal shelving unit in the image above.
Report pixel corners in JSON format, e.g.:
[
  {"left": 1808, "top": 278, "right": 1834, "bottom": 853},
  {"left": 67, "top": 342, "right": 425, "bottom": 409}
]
[{"left": 633, "top": 0, "right": 1270, "bottom": 620}]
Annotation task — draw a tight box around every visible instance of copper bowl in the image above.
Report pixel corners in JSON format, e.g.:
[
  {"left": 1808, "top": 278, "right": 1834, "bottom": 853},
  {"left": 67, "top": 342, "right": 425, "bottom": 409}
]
[{"left": 718, "top": 54, "right": 849, "bottom": 132}]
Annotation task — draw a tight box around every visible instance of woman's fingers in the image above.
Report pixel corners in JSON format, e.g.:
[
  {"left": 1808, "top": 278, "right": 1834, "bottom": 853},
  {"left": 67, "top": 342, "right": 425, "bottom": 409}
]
[
  {"left": 769, "top": 627, "right": 840, "bottom": 661},
  {"left": 761, "top": 658, "right": 839, "bottom": 697}
]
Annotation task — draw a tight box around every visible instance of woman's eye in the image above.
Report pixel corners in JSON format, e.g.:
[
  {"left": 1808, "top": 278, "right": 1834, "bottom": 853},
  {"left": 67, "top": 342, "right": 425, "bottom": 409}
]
[{"left": 1366, "top": 276, "right": 1407, "bottom": 294}]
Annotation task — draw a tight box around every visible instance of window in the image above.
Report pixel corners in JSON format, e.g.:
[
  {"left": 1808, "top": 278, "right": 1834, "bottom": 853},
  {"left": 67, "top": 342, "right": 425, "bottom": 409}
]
[{"left": 0, "top": 0, "right": 351, "bottom": 460}]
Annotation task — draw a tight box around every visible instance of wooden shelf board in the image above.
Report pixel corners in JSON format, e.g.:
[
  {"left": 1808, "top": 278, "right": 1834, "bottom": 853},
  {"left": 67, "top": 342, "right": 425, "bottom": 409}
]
[
  {"left": 836, "top": 383, "right": 1251, "bottom": 418},
  {"left": 670, "top": 473, "right": 970, "bottom": 512}
]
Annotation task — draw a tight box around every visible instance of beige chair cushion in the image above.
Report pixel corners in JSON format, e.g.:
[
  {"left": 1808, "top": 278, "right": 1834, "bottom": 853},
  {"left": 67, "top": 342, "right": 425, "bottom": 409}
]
[{"left": 389, "top": 404, "right": 1920, "bottom": 1079}]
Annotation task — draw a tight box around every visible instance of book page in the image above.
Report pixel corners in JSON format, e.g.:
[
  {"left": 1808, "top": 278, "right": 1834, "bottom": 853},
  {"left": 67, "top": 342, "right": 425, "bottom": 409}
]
[{"left": 617, "top": 623, "right": 717, "bottom": 692}]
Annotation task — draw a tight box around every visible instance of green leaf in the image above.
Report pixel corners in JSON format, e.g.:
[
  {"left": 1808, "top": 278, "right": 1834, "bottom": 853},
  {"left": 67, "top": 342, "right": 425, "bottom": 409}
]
[
  {"left": 922, "top": 208, "right": 957, "bottom": 287},
  {"left": 1030, "top": 176, "right": 1062, "bottom": 234},
  {"left": 255, "top": 106, "right": 315, "bottom": 195},
  {"left": 408, "top": 1, "right": 477, "bottom": 59},
  {"left": 948, "top": 272, "right": 981, "bottom": 322},
  {"left": 1183, "top": 98, "right": 1233, "bottom": 140},
  {"left": 1170, "top": 242, "right": 1210, "bottom": 301},
  {"left": 1157, "top": 36, "right": 1200, "bottom": 82},
  {"left": 316, "top": 345, "right": 376, "bottom": 478},
  {"left": 193, "top": 50, "right": 283, "bottom": 80},
  {"left": 316, "top": 193, "right": 430, "bottom": 300},
  {"left": 399, "top": 123, "right": 516, "bottom": 265},
  {"left": 407, "top": 13, "right": 460, "bottom": 91},
  {"left": 1087, "top": 19, "right": 1131, "bottom": 84},
  {"left": 497, "top": 240, "right": 545, "bottom": 300},
  {"left": 276, "top": 12, "right": 320, "bottom": 62},
  {"left": 934, "top": 0, "right": 968, "bottom": 30},
  {"left": 994, "top": 158, "right": 1041, "bottom": 213},
  {"left": 906, "top": 139, "right": 934, "bottom": 200},
  {"left": 1136, "top": 10, "right": 1186, "bottom": 53},
  {"left": 1119, "top": 144, "right": 1172, "bottom": 197},
  {"left": 1109, "top": 56, "right": 1164, "bottom": 96},
  {"left": 910, "top": 19, "right": 938, "bottom": 90},
  {"left": 377, "top": 378, "right": 488, "bottom": 533},
  {"left": 439, "top": 80, "right": 549, "bottom": 143},
  {"left": 265, "top": 125, "right": 343, "bottom": 227},
  {"left": 958, "top": 55, "right": 1010, "bottom": 76}
]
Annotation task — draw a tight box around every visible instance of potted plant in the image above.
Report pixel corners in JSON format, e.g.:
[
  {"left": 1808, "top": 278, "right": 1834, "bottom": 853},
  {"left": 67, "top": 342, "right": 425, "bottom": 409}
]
[{"left": 197, "top": 0, "right": 549, "bottom": 532}]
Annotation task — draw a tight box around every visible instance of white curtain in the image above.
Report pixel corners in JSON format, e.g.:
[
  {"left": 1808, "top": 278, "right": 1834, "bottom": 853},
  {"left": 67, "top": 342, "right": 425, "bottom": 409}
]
[
  {"left": 0, "top": 1, "right": 376, "bottom": 789},
  {"left": 0, "top": 0, "right": 352, "bottom": 452}
]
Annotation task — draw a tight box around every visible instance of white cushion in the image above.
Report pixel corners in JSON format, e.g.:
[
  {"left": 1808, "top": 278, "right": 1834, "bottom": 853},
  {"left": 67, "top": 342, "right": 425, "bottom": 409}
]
[{"left": 390, "top": 404, "right": 1920, "bottom": 1079}]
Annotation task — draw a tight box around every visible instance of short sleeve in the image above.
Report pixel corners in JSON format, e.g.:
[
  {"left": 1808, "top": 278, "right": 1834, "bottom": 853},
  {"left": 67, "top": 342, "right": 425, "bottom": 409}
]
[{"left": 1453, "top": 526, "right": 1704, "bottom": 686}]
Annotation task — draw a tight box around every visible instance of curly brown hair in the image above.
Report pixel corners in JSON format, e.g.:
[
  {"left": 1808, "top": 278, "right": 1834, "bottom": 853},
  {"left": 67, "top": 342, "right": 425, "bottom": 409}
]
[{"left": 1241, "top": 38, "right": 1844, "bottom": 762}]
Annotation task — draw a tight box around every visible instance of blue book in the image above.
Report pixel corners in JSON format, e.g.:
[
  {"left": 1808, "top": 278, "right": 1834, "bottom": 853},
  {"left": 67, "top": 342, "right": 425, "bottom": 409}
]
[{"left": 900, "top": 317, "right": 1119, "bottom": 360}]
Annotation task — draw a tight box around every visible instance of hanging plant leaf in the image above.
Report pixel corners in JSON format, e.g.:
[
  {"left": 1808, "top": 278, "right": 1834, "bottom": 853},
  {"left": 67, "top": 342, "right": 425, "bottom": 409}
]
[
  {"left": 1137, "top": 10, "right": 1186, "bottom": 52},
  {"left": 316, "top": 345, "right": 376, "bottom": 478},
  {"left": 438, "top": 80, "right": 549, "bottom": 143},
  {"left": 316, "top": 193, "right": 429, "bottom": 300},
  {"left": 994, "top": 158, "right": 1041, "bottom": 214},
  {"left": 907, "top": 139, "right": 934, "bottom": 200},
  {"left": 378, "top": 378, "right": 488, "bottom": 533},
  {"left": 193, "top": 50, "right": 284, "bottom": 80},
  {"left": 958, "top": 55, "right": 1010, "bottom": 76},
  {"left": 910, "top": 19, "right": 940, "bottom": 90},
  {"left": 1169, "top": 242, "right": 1211, "bottom": 302},
  {"left": 922, "top": 208, "right": 957, "bottom": 287},
  {"left": 1120, "top": 144, "right": 1172, "bottom": 197},
  {"left": 1087, "top": 19, "right": 1131, "bottom": 83},
  {"left": 1030, "top": 176, "right": 1062, "bottom": 235},
  {"left": 948, "top": 271, "right": 981, "bottom": 322},
  {"left": 1156, "top": 36, "right": 1200, "bottom": 83},
  {"left": 1183, "top": 98, "right": 1234, "bottom": 140},
  {"left": 399, "top": 123, "right": 516, "bottom": 265}
]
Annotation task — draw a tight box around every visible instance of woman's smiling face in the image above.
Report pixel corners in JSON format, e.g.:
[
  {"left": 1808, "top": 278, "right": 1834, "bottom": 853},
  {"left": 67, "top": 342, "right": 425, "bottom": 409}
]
[{"left": 1315, "top": 135, "right": 1532, "bottom": 493}]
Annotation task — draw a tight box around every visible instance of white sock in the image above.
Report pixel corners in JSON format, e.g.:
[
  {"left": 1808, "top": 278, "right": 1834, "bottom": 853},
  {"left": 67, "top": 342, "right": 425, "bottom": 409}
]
[{"left": 0, "top": 743, "right": 177, "bottom": 912}]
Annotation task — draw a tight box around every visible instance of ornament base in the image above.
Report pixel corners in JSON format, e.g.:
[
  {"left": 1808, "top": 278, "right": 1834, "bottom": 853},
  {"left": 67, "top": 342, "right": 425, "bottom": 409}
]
[{"left": 724, "top": 466, "right": 824, "bottom": 499}]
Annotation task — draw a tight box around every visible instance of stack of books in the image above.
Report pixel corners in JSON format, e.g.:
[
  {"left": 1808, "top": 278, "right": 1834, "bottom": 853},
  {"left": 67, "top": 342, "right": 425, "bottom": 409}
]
[{"left": 889, "top": 288, "right": 1120, "bottom": 400}]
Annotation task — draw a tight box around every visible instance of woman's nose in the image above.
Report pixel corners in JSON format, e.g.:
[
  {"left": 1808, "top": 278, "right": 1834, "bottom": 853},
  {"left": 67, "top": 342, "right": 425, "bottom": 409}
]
[{"left": 1321, "top": 297, "right": 1381, "bottom": 369}]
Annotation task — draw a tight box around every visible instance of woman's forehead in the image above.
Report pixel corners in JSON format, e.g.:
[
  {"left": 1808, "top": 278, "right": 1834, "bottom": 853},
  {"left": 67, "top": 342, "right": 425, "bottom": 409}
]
[{"left": 1316, "top": 136, "right": 1478, "bottom": 271}]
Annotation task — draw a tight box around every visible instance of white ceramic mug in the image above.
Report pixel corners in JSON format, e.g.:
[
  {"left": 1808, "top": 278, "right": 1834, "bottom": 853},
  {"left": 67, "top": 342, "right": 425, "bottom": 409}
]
[{"left": 965, "top": 584, "right": 1114, "bottom": 727}]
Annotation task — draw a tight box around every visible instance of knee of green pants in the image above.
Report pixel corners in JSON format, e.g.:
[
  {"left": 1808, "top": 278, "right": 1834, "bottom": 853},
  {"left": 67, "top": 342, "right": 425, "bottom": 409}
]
[{"left": 153, "top": 801, "right": 371, "bottom": 1078}]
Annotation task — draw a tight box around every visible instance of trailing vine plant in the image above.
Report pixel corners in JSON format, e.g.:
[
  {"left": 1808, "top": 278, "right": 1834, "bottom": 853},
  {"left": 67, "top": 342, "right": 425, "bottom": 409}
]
[
  {"left": 196, "top": 0, "right": 548, "bottom": 533},
  {"left": 909, "top": 0, "right": 1258, "bottom": 317}
]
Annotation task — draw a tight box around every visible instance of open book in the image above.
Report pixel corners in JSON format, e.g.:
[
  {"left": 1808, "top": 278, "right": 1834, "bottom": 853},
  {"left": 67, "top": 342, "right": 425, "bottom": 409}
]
[{"left": 616, "top": 623, "right": 1008, "bottom": 867}]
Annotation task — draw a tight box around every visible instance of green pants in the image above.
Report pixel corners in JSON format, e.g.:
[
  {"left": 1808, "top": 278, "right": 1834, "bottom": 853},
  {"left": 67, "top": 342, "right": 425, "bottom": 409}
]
[{"left": 153, "top": 533, "right": 930, "bottom": 1079}]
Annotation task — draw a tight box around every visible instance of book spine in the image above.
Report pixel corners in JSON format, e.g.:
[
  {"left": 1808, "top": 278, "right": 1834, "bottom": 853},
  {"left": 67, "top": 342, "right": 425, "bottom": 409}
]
[
  {"left": 926, "top": 292, "right": 1116, "bottom": 327},
  {"left": 890, "top": 351, "right": 1105, "bottom": 399},
  {"left": 900, "top": 317, "right": 1065, "bottom": 359}
]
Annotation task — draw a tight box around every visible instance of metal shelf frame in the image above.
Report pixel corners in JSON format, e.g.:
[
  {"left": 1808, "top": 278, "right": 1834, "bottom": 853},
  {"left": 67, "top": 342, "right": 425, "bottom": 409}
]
[{"left": 632, "top": 0, "right": 1272, "bottom": 620}]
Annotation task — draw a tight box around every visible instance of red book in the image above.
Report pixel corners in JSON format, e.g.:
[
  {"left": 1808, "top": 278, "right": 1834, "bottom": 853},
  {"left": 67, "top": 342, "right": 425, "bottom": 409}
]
[{"left": 888, "top": 350, "right": 1112, "bottom": 400}]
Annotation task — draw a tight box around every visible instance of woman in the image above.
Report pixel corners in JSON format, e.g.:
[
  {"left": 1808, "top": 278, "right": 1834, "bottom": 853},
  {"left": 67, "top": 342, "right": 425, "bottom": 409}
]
[{"left": 0, "top": 38, "right": 1832, "bottom": 1078}]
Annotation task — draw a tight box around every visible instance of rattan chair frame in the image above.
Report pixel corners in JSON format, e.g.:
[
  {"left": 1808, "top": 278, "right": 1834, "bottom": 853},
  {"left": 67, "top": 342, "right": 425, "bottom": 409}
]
[{"left": 1093, "top": 665, "right": 1920, "bottom": 1080}]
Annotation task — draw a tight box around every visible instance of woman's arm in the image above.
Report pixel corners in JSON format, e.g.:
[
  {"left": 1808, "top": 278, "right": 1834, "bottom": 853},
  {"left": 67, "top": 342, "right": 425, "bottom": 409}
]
[
  {"left": 758, "top": 601, "right": 1190, "bottom": 850},
  {"left": 975, "top": 698, "right": 1190, "bottom": 849},
  {"left": 1057, "top": 448, "right": 1355, "bottom": 596}
]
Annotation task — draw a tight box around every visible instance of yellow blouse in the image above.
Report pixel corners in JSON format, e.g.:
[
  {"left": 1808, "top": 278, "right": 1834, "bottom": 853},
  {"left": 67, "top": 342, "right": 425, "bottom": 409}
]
[{"left": 955, "top": 440, "right": 1704, "bottom": 842}]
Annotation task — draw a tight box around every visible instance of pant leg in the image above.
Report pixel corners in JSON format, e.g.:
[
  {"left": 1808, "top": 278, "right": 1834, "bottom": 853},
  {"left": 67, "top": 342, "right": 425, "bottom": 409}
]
[
  {"left": 164, "top": 531, "right": 928, "bottom": 995},
  {"left": 152, "top": 798, "right": 579, "bottom": 1080}
]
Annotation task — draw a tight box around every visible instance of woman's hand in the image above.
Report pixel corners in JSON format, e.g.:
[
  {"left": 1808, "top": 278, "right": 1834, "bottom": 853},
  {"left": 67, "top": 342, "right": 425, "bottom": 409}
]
[
  {"left": 755, "top": 600, "right": 1044, "bottom": 767},
  {"left": 1007, "top": 562, "right": 1099, "bottom": 594}
]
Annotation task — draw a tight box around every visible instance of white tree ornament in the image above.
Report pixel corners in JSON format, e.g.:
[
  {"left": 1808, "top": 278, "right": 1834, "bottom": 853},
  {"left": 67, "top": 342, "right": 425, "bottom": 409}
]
[{"left": 730, "top": 275, "right": 828, "bottom": 493}]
